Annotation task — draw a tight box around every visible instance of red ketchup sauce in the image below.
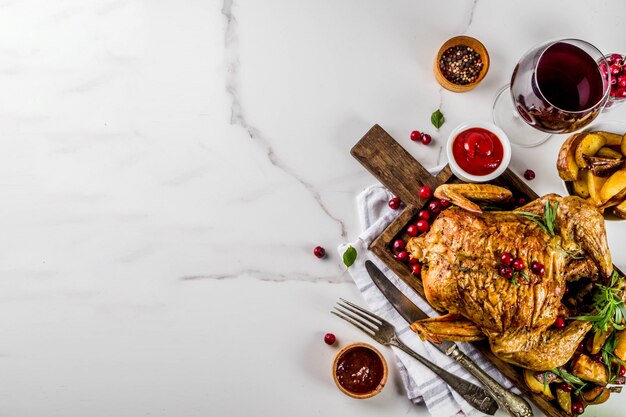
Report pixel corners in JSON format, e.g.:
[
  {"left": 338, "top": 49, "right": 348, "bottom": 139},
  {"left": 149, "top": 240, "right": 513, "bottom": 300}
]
[{"left": 452, "top": 127, "right": 504, "bottom": 176}]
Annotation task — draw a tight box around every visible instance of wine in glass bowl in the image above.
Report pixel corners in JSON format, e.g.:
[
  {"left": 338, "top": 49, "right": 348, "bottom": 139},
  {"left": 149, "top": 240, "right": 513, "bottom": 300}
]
[{"left": 493, "top": 39, "right": 610, "bottom": 147}]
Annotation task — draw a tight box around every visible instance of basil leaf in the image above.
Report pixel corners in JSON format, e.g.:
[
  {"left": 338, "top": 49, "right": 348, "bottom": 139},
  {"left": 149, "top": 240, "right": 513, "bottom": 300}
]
[
  {"left": 431, "top": 109, "right": 445, "bottom": 129},
  {"left": 343, "top": 246, "right": 357, "bottom": 268}
]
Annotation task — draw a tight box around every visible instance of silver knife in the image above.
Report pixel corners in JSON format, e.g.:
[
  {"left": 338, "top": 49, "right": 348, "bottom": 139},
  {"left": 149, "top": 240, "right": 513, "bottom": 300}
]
[{"left": 365, "top": 260, "right": 534, "bottom": 417}]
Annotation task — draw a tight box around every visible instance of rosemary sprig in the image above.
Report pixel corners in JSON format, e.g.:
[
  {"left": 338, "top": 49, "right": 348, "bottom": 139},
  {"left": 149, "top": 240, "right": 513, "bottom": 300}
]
[
  {"left": 549, "top": 244, "right": 585, "bottom": 260},
  {"left": 514, "top": 200, "right": 559, "bottom": 237},
  {"left": 572, "top": 271, "right": 626, "bottom": 332},
  {"left": 551, "top": 368, "right": 587, "bottom": 395}
]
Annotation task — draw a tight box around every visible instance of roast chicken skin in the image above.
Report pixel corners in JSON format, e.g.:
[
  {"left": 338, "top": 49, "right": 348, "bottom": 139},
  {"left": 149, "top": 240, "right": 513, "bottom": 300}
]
[{"left": 406, "top": 184, "right": 612, "bottom": 371}]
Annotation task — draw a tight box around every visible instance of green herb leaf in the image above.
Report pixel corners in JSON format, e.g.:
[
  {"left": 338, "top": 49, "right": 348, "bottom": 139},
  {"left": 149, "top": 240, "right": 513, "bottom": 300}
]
[
  {"left": 551, "top": 368, "right": 587, "bottom": 395},
  {"left": 572, "top": 271, "right": 626, "bottom": 332},
  {"left": 514, "top": 201, "right": 558, "bottom": 238},
  {"left": 342, "top": 246, "right": 357, "bottom": 268},
  {"left": 431, "top": 109, "right": 445, "bottom": 129}
]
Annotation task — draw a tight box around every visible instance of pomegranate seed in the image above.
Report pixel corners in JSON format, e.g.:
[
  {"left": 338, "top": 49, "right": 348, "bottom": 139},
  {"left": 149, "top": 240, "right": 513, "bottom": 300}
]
[
  {"left": 410, "top": 130, "right": 421, "bottom": 141},
  {"left": 512, "top": 258, "right": 524, "bottom": 271},
  {"left": 389, "top": 197, "right": 401, "bottom": 210},
  {"left": 419, "top": 186, "right": 432, "bottom": 199},
  {"left": 406, "top": 224, "right": 418, "bottom": 237},
  {"left": 324, "top": 333, "right": 336, "bottom": 345},
  {"left": 500, "top": 252, "right": 513, "bottom": 266},
  {"left": 440, "top": 199, "right": 451, "bottom": 208},
  {"left": 313, "top": 246, "right": 326, "bottom": 258},
  {"left": 619, "top": 364, "right": 626, "bottom": 377},
  {"left": 618, "top": 75, "right": 626, "bottom": 87},
  {"left": 571, "top": 401, "right": 584, "bottom": 415},
  {"left": 411, "top": 263, "right": 422, "bottom": 276},
  {"left": 498, "top": 265, "right": 513, "bottom": 279},
  {"left": 421, "top": 133, "right": 432, "bottom": 145},
  {"left": 416, "top": 220, "right": 429, "bottom": 233},
  {"left": 610, "top": 64, "right": 622, "bottom": 75},
  {"left": 408, "top": 256, "right": 419, "bottom": 265},
  {"left": 554, "top": 316, "right": 565, "bottom": 328},
  {"left": 531, "top": 261, "right": 545, "bottom": 276},
  {"left": 428, "top": 200, "right": 441, "bottom": 214},
  {"left": 418, "top": 210, "right": 430, "bottom": 221},
  {"left": 396, "top": 250, "right": 409, "bottom": 262},
  {"left": 523, "top": 169, "right": 535, "bottom": 180},
  {"left": 559, "top": 382, "right": 572, "bottom": 392},
  {"left": 393, "top": 239, "right": 406, "bottom": 252}
]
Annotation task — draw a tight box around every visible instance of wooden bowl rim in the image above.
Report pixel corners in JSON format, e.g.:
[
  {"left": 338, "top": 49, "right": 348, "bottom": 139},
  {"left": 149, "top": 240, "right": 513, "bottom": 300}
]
[
  {"left": 434, "top": 35, "right": 490, "bottom": 92},
  {"left": 332, "top": 342, "right": 388, "bottom": 399}
]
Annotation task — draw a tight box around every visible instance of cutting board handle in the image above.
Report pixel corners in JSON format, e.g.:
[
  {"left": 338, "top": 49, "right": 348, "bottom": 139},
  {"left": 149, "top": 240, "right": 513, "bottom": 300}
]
[{"left": 351, "top": 124, "right": 452, "bottom": 207}]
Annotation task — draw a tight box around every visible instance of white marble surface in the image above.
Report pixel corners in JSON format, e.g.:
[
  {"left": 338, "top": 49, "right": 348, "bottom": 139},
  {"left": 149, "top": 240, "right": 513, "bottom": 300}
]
[{"left": 2, "top": 1, "right": 626, "bottom": 416}]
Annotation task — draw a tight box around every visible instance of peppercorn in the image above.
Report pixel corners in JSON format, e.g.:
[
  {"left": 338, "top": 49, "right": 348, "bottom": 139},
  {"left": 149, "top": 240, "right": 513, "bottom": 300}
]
[{"left": 439, "top": 45, "right": 483, "bottom": 85}]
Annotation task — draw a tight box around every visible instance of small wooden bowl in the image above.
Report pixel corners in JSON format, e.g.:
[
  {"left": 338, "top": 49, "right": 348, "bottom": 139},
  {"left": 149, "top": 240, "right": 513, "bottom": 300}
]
[
  {"left": 332, "top": 342, "right": 388, "bottom": 399},
  {"left": 434, "top": 35, "right": 490, "bottom": 92}
]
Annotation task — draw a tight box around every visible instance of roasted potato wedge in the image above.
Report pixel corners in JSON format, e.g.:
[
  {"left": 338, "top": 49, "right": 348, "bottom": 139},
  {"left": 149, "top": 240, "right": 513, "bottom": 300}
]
[
  {"left": 591, "top": 329, "right": 613, "bottom": 354},
  {"left": 575, "top": 133, "right": 607, "bottom": 168},
  {"left": 597, "top": 131, "right": 623, "bottom": 146},
  {"left": 622, "top": 133, "right": 626, "bottom": 156},
  {"left": 615, "top": 200, "right": 626, "bottom": 219},
  {"left": 572, "top": 170, "right": 590, "bottom": 198},
  {"left": 571, "top": 354, "right": 608, "bottom": 385},
  {"left": 600, "top": 167, "right": 626, "bottom": 204},
  {"left": 557, "top": 133, "right": 586, "bottom": 181},
  {"left": 587, "top": 171, "right": 608, "bottom": 205},
  {"left": 556, "top": 387, "right": 572, "bottom": 415},
  {"left": 581, "top": 386, "right": 611, "bottom": 404},
  {"left": 583, "top": 155, "right": 626, "bottom": 177},
  {"left": 523, "top": 369, "right": 555, "bottom": 400},
  {"left": 597, "top": 146, "right": 623, "bottom": 159}
]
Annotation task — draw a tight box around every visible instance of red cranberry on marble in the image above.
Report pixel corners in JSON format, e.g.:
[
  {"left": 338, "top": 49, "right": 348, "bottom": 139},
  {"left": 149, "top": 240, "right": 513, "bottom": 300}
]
[
  {"left": 523, "top": 169, "right": 535, "bottom": 180},
  {"left": 324, "top": 333, "right": 336, "bottom": 345},
  {"left": 421, "top": 133, "right": 432, "bottom": 145},
  {"left": 313, "top": 246, "right": 326, "bottom": 258},
  {"left": 410, "top": 130, "right": 422, "bottom": 141}
]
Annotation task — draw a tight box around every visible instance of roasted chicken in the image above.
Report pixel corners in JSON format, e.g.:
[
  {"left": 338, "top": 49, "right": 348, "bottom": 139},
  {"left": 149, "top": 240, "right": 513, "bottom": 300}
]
[{"left": 406, "top": 184, "right": 612, "bottom": 370}]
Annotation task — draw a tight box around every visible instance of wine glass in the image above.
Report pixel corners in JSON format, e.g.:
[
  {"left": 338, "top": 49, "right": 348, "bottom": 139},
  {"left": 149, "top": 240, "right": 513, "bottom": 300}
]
[{"left": 493, "top": 39, "right": 611, "bottom": 147}]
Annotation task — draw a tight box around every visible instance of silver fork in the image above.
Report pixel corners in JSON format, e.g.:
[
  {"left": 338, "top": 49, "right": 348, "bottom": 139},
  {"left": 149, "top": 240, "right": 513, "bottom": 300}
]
[{"left": 332, "top": 298, "right": 498, "bottom": 415}]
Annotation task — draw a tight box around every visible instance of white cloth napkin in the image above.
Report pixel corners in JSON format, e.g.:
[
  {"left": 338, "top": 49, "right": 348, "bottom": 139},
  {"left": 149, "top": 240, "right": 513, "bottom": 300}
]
[{"left": 338, "top": 183, "right": 515, "bottom": 417}]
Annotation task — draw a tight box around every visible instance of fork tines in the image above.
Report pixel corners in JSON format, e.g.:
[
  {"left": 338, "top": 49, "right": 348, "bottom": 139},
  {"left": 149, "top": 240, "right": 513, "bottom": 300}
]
[{"left": 331, "top": 298, "right": 384, "bottom": 339}]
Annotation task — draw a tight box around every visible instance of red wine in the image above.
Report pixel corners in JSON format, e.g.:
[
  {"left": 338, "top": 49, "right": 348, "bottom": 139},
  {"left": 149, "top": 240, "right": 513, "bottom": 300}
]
[{"left": 536, "top": 42, "right": 604, "bottom": 112}]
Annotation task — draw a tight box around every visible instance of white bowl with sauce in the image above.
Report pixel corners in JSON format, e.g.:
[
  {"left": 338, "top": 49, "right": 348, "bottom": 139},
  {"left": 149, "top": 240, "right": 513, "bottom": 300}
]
[{"left": 446, "top": 120, "right": 512, "bottom": 183}]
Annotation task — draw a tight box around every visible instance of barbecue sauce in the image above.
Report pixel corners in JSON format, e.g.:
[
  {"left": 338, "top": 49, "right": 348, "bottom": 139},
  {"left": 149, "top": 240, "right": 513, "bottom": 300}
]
[{"left": 335, "top": 346, "right": 384, "bottom": 394}]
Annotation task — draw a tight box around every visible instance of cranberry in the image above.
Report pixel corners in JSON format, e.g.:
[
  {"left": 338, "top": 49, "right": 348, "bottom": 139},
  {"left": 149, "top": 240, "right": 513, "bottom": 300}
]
[
  {"left": 410, "top": 130, "right": 421, "bottom": 141},
  {"left": 615, "top": 87, "right": 626, "bottom": 99},
  {"left": 406, "top": 224, "right": 418, "bottom": 237},
  {"left": 428, "top": 200, "right": 442, "bottom": 214},
  {"left": 393, "top": 239, "right": 406, "bottom": 252},
  {"left": 418, "top": 210, "right": 430, "bottom": 221},
  {"left": 559, "top": 382, "right": 572, "bottom": 392},
  {"left": 408, "top": 256, "right": 419, "bottom": 265},
  {"left": 610, "top": 53, "right": 623, "bottom": 65},
  {"left": 554, "top": 316, "right": 565, "bottom": 329},
  {"left": 440, "top": 199, "right": 451, "bottom": 208},
  {"left": 389, "top": 197, "right": 401, "bottom": 210},
  {"left": 571, "top": 401, "right": 584, "bottom": 415},
  {"left": 396, "top": 250, "right": 409, "bottom": 262},
  {"left": 517, "top": 197, "right": 527, "bottom": 206},
  {"left": 500, "top": 252, "right": 513, "bottom": 266},
  {"left": 523, "top": 169, "right": 535, "bottom": 180},
  {"left": 313, "top": 246, "right": 326, "bottom": 258},
  {"left": 531, "top": 261, "right": 545, "bottom": 276},
  {"left": 419, "top": 185, "right": 432, "bottom": 199},
  {"left": 411, "top": 263, "right": 422, "bottom": 276},
  {"left": 592, "top": 353, "right": 603, "bottom": 363},
  {"left": 498, "top": 265, "right": 513, "bottom": 279},
  {"left": 421, "top": 133, "right": 432, "bottom": 145},
  {"left": 416, "top": 220, "right": 429, "bottom": 233},
  {"left": 324, "top": 333, "right": 336, "bottom": 345},
  {"left": 619, "top": 364, "right": 626, "bottom": 377},
  {"left": 512, "top": 258, "right": 524, "bottom": 271},
  {"left": 577, "top": 341, "right": 585, "bottom": 351},
  {"left": 610, "top": 64, "right": 622, "bottom": 75},
  {"left": 618, "top": 75, "right": 626, "bottom": 87}
]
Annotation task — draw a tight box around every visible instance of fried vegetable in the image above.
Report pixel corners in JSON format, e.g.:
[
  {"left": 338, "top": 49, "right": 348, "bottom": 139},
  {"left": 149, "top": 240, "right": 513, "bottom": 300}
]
[
  {"left": 571, "top": 354, "right": 609, "bottom": 384},
  {"left": 597, "top": 131, "right": 624, "bottom": 146},
  {"left": 581, "top": 386, "right": 611, "bottom": 404},
  {"left": 613, "top": 330, "right": 626, "bottom": 361},
  {"left": 583, "top": 155, "right": 626, "bottom": 177},
  {"left": 557, "top": 133, "right": 586, "bottom": 181},
  {"left": 591, "top": 328, "right": 613, "bottom": 354},
  {"left": 556, "top": 387, "right": 572, "bottom": 415},
  {"left": 615, "top": 200, "right": 626, "bottom": 219},
  {"left": 600, "top": 168, "right": 626, "bottom": 204},
  {"left": 572, "top": 170, "right": 590, "bottom": 198},
  {"left": 575, "top": 133, "right": 607, "bottom": 168},
  {"left": 523, "top": 369, "right": 555, "bottom": 400},
  {"left": 587, "top": 171, "right": 608, "bottom": 205},
  {"left": 597, "top": 146, "right": 623, "bottom": 159}
]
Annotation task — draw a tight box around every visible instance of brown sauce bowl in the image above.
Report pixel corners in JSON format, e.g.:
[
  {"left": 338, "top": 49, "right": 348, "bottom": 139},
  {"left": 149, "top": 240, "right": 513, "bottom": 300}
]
[{"left": 332, "top": 342, "right": 388, "bottom": 399}]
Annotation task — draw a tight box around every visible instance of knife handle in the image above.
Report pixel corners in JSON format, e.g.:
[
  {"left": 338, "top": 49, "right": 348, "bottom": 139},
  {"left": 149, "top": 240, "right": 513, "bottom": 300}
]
[
  {"left": 391, "top": 338, "right": 498, "bottom": 415},
  {"left": 447, "top": 346, "right": 534, "bottom": 417}
]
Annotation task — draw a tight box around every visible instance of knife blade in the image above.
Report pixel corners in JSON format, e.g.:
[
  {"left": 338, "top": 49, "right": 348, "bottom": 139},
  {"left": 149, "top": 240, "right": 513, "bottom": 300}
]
[{"left": 365, "top": 260, "right": 534, "bottom": 417}]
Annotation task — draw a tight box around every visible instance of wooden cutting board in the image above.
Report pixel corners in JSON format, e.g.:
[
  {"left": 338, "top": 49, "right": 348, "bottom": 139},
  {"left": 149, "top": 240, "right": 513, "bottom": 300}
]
[{"left": 351, "top": 124, "right": 566, "bottom": 417}]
